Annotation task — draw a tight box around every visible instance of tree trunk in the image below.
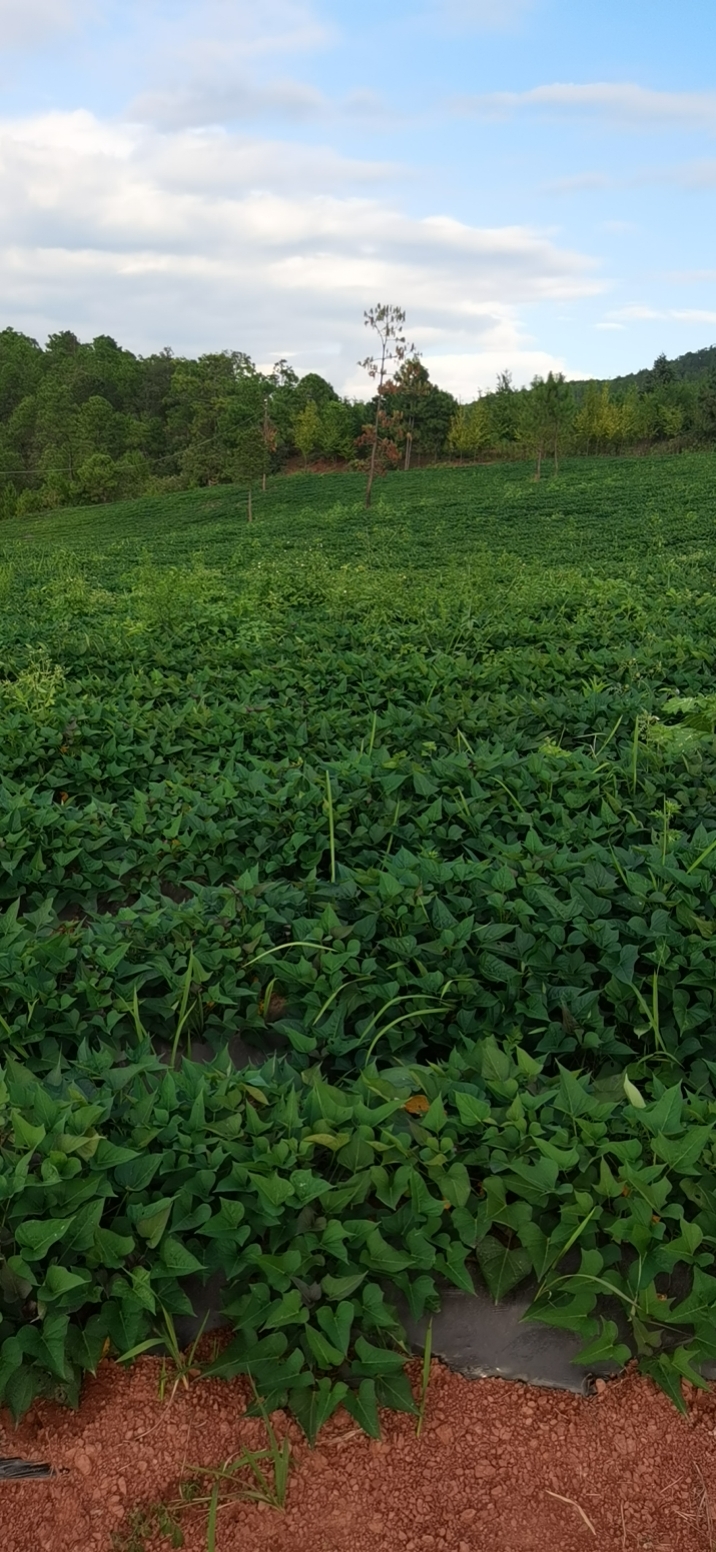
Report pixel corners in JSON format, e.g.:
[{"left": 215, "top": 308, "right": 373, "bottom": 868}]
[
  {"left": 262, "top": 471, "right": 266, "bottom": 493},
  {"left": 247, "top": 487, "right": 252, "bottom": 523},
  {"left": 404, "top": 431, "right": 413, "bottom": 472},
  {"left": 553, "top": 434, "right": 559, "bottom": 474},
  {"left": 365, "top": 400, "right": 381, "bottom": 508},
  {"left": 535, "top": 445, "right": 542, "bottom": 480}
]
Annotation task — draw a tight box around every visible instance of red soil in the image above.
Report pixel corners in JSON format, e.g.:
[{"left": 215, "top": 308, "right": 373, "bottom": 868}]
[{"left": 3, "top": 1359, "right": 716, "bottom": 1552}]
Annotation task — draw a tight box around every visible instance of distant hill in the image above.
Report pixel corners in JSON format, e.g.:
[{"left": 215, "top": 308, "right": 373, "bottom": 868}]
[{"left": 572, "top": 344, "right": 716, "bottom": 395}]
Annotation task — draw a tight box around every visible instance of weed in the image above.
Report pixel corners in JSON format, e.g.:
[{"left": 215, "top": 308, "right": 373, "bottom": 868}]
[
  {"left": 111, "top": 1503, "right": 184, "bottom": 1552},
  {"left": 0, "top": 646, "right": 65, "bottom": 717},
  {"left": 182, "top": 1389, "right": 292, "bottom": 1526},
  {"left": 206, "top": 1484, "right": 220, "bottom": 1552},
  {"left": 415, "top": 1319, "right": 433, "bottom": 1439},
  {"left": 118, "top": 1308, "right": 208, "bottom": 1404}
]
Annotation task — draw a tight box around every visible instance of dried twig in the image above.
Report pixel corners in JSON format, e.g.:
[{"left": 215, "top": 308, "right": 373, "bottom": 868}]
[
  {"left": 325, "top": 1429, "right": 363, "bottom": 1449},
  {"left": 621, "top": 1501, "right": 627, "bottom": 1550},
  {"left": 658, "top": 1475, "right": 683, "bottom": 1498},
  {"left": 695, "top": 1462, "right": 714, "bottom": 1549},
  {"left": 546, "top": 1490, "right": 597, "bottom": 1537}
]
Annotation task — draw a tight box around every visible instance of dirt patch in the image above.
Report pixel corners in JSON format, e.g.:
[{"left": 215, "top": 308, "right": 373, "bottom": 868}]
[{"left": 2, "top": 1358, "right": 716, "bottom": 1551}]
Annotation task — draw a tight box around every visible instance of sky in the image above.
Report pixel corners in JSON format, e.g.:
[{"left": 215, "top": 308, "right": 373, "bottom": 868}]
[{"left": 1, "top": 0, "right": 715, "bottom": 396}]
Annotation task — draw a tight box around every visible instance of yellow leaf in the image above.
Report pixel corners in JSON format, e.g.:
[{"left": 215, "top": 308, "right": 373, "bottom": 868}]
[{"left": 623, "top": 1074, "right": 646, "bottom": 1109}]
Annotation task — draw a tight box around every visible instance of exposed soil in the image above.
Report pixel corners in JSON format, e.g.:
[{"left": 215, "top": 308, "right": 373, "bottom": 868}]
[{"left": 3, "top": 1358, "right": 716, "bottom": 1552}]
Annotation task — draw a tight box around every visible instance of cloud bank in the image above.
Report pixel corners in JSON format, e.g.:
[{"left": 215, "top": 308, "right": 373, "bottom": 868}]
[
  {"left": 0, "top": 110, "right": 602, "bottom": 393},
  {"left": 0, "top": 0, "right": 93, "bottom": 48},
  {"left": 457, "top": 82, "right": 716, "bottom": 133}
]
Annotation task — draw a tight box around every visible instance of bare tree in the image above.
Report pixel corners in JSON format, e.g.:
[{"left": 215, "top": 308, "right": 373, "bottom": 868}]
[{"left": 359, "top": 304, "right": 414, "bottom": 508}]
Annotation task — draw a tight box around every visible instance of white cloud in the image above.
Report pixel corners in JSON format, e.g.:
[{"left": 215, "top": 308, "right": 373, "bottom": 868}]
[
  {"left": 129, "top": 79, "right": 389, "bottom": 131},
  {"left": 434, "top": 0, "right": 535, "bottom": 30},
  {"left": 0, "top": 0, "right": 93, "bottom": 48},
  {"left": 123, "top": 0, "right": 334, "bottom": 129},
  {"left": 0, "top": 0, "right": 337, "bottom": 128},
  {"left": 457, "top": 82, "right": 716, "bottom": 133},
  {"left": 0, "top": 109, "right": 603, "bottom": 394},
  {"left": 672, "top": 310, "right": 716, "bottom": 324},
  {"left": 664, "top": 159, "right": 716, "bottom": 187},
  {"left": 608, "top": 306, "right": 662, "bottom": 321},
  {"left": 166, "top": 0, "right": 331, "bottom": 61},
  {"left": 130, "top": 79, "right": 330, "bottom": 130},
  {"left": 545, "top": 172, "right": 612, "bottom": 195},
  {"left": 603, "top": 305, "right": 716, "bottom": 326},
  {"left": 664, "top": 268, "right": 716, "bottom": 283},
  {"left": 545, "top": 159, "right": 716, "bottom": 198},
  {"left": 377, "top": 345, "right": 568, "bottom": 400}
]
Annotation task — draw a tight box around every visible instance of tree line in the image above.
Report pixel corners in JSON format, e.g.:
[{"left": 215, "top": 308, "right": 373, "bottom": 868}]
[
  {"left": 0, "top": 321, "right": 715, "bottom": 519},
  {"left": 0, "top": 323, "right": 456, "bottom": 519},
  {"left": 449, "top": 354, "right": 716, "bottom": 474}
]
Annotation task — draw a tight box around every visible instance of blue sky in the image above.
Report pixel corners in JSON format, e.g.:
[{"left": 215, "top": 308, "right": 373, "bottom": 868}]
[{"left": 1, "top": 0, "right": 715, "bottom": 394}]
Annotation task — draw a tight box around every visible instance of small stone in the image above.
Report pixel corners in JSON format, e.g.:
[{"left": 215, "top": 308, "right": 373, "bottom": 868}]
[
  {"left": 74, "top": 1452, "right": 92, "bottom": 1478},
  {"left": 460, "top": 1508, "right": 476, "bottom": 1524},
  {"left": 595, "top": 1378, "right": 608, "bottom": 1396},
  {"left": 436, "top": 1425, "right": 453, "bottom": 1446},
  {"left": 369, "top": 1518, "right": 384, "bottom": 1534}
]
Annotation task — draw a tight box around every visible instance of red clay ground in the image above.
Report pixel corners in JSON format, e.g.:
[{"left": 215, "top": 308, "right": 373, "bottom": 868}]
[{"left": 3, "top": 1358, "right": 716, "bottom": 1552}]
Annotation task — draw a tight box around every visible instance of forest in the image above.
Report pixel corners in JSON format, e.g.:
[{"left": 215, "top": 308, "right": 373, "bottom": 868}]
[{"left": 1, "top": 323, "right": 716, "bottom": 519}]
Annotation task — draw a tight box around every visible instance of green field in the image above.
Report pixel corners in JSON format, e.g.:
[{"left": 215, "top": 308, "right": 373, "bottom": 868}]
[{"left": 3, "top": 455, "right": 716, "bottom": 1427}]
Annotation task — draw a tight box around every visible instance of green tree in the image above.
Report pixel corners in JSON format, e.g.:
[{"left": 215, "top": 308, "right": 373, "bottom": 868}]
[
  {"left": 613, "top": 389, "right": 640, "bottom": 450},
  {"left": 697, "top": 368, "right": 716, "bottom": 440},
  {"left": 293, "top": 373, "right": 338, "bottom": 412},
  {"left": 0, "top": 329, "right": 43, "bottom": 421},
  {"left": 488, "top": 370, "right": 521, "bottom": 447},
  {"left": 318, "top": 400, "right": 356, "bottom": 461},
  {"left": 522, "top": 372, "right": 574, "bottom": 477},
  {"left": 650, "top": 353, "right": 676, "bottom": 388},
  {"left": 76, "top": 395, "right": 126, "bottom": 460},
  {"left": 33, "top": 377, "right": 82, "bottom": 482},
  {"left": 447, "top": 399, "right": 491, "bottom": 460},
  {"left": 75, "top": 452, "right": 119, "bottom": 503},
  {"left": 391, "top": 357, "right": 428, "bottom": 470},
  {"left": 293, "top": 401, "right": 322, "bottom": 466},
  {"left": 233, "top": 426, "right": 267, "bottom": 521},
  {"left": 115, "top": 450, "right": 150, "bottom": 498},
  {"left": 573, "top": 383, "right": 622, "bottom": 455},
  {"left": 170, "top": 352, "right": 266, "bottom": 486},
  {"left": 2, "top": 395, "right": 37, "bottom": 483},
  {"left": 390, "top": 358, "right": 457, "bottom": 468}
]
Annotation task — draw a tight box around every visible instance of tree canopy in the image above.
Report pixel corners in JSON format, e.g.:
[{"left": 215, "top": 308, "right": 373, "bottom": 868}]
[{"left": 1, "top": 324, "right": 716, "bottom": 519}]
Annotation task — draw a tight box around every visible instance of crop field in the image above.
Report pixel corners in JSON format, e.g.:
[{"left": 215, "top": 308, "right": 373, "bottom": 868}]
[{"left": 3, "top": 454, "right": 716, "bottom": 1432}]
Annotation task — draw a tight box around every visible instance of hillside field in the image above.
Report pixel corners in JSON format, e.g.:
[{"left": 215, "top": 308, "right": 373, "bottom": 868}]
[{"left": 4, "top": 454, "right": 716, "bottom": 1427}]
